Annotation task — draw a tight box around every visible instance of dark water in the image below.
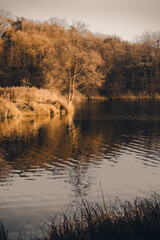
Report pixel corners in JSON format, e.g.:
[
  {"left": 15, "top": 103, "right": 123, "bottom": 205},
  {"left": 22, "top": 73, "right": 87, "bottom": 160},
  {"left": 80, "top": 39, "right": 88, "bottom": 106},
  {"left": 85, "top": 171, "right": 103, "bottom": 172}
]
[{"left": 1, "top": 101, "right": 160, "bottom": 239}]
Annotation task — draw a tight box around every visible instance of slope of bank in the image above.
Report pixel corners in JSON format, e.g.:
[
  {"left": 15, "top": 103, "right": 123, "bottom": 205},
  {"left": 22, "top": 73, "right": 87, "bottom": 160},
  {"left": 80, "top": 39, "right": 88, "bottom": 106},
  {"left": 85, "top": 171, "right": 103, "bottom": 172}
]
[{"left": 0, "top": 87, "right": 73, "bottom": 119}]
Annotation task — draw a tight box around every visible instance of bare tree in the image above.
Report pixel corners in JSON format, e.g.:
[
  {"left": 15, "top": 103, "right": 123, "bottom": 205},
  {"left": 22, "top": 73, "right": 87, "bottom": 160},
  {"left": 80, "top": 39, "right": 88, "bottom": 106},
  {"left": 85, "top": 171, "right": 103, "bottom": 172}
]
[
  {"left": 48, "top": 17, "right": 68, "bottom": 29},
  {"left": 0, "top": 9, "right": 12, "bottom": 35}
]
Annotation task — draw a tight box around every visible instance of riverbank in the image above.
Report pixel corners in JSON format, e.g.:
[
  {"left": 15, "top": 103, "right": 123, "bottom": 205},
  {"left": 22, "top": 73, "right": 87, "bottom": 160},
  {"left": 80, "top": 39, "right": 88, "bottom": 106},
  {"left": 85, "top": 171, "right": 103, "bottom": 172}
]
[
  {"left": 0, "top": 87, "right": 73, "bottom": 119},
  {"left": 77, "top": 91, "right": 160, "bottom": 102},
  {"left": 1, "top": 87, "right": 159, "bottom": 120},
  {"left": 110, "top": 91, "right": 160, "bottom": 101},
  {"left": 1, "top": 193, "right": 160, "bottom": 240}
]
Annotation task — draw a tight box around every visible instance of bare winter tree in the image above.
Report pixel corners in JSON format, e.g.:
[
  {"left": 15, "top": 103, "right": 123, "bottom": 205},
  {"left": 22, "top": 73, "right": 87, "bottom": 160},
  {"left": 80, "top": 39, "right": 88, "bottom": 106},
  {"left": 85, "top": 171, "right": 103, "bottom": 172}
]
[{"left": 0, "top": 9, "right": 12, "bottom": 35}]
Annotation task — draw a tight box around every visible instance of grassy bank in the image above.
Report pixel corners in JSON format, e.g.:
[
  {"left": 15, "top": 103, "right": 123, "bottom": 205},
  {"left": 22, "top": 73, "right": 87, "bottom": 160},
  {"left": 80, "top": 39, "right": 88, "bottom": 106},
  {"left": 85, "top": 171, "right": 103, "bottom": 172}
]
[
  {"left": 75, "top": 91, "right": 160, "bottom": 102},
  {"left": 111, "top": 91, "right": 160, "bottom": 101},
  {"left": 1, "top": 194, "right": 160, "bottom": 240},
  {"left": 0, "top": 87, "right": 73, "bottom": 119}
]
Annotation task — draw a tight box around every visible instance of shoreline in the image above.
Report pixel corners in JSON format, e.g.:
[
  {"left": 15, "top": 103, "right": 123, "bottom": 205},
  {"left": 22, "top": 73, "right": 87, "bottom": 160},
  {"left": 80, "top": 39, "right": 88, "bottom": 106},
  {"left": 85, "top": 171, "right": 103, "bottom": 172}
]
[
  {"left": 81, "top": 92, "right": 160, "bottom": 102},
  {"left": 0, "top": 87, "right": 73, "bottom": 119},
  {"left": 0, "top": 87, "right": 160, "bottom": 120}
]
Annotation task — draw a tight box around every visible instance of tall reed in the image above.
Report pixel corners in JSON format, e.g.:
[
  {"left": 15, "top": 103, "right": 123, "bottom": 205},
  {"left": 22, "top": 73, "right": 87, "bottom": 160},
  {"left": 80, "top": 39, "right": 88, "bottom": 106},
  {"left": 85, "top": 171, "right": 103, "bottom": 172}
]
[
  {"left": 0, "top": 222, "right": 8, "bottom": 240},
  {"left": 43, "top": 193, "right": 160, "bottom": 240},
  {"left": 1, "top": 194, "right": 160, "bottom": 239}
]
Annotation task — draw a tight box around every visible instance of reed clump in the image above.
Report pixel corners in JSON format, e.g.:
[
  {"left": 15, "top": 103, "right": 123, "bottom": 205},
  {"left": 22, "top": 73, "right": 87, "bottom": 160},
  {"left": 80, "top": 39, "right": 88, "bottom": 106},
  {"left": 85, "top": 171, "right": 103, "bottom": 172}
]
[
  {"left": 1, "top": 194, "right": 160, "bottom": 240},
  {"left": 0, "top": 222, "right": 8, "bottom": 240},
  {"left": 44, "top": 193, "right": 160, "bottom": 240},
  {"left": 0, "top": 97, "right": 21, "bottom": 118},
  {"left": 0, "top": 87, "right": 71, "bottom": 119}
]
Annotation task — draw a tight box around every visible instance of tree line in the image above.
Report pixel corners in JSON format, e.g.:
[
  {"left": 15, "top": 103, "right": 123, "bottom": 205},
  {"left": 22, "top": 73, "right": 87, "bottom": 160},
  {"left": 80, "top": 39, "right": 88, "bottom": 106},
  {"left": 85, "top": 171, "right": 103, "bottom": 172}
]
[{"left": 0, "top": 9, "right": 160, "bottom": 101}]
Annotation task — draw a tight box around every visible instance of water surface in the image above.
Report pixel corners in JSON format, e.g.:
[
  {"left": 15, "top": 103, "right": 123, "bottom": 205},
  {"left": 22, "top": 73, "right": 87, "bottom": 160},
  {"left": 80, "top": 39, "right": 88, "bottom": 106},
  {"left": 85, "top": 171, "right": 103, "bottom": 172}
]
[{"left": 1, "top": 101, "right": 160, "bottom": 239}]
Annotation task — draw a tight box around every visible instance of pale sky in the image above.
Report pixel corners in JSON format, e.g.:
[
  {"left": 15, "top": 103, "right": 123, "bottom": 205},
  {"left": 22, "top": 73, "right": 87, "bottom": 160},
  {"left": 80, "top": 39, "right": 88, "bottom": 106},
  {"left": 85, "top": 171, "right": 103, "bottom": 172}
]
[{"left": 0, "top": 0, "right": 160, "bottom": 42}]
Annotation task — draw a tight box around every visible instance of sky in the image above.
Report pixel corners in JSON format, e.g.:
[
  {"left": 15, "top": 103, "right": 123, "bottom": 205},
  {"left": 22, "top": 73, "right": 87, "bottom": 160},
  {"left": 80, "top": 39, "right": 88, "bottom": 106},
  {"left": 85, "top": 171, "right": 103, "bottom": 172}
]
[{"left": 0, "top": 0, "right": 160, "bottom": 42}]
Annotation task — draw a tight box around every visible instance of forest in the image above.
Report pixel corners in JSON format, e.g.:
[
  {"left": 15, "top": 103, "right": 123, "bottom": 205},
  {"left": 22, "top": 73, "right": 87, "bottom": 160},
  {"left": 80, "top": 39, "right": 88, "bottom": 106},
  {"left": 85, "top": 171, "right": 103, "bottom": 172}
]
[{"left": 0, "top": 9, "right": 160, "bottom": 101}]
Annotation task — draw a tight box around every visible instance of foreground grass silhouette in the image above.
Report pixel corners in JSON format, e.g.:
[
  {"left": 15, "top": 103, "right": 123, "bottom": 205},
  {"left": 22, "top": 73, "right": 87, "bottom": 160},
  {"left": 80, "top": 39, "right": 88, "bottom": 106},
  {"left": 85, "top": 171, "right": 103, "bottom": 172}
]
[
  {"left": 1, "top": 193, "right": 160, "bottom": 240},
  {"left": 0, "top": 222, "right": 8, "bottom": 240}
]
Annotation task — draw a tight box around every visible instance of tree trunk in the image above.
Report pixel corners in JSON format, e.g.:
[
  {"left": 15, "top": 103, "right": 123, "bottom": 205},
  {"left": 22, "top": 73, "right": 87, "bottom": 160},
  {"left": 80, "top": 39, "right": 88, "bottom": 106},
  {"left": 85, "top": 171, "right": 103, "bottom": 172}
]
[{"left": 68, "top": 56, "right": 77, "bottom": 104}]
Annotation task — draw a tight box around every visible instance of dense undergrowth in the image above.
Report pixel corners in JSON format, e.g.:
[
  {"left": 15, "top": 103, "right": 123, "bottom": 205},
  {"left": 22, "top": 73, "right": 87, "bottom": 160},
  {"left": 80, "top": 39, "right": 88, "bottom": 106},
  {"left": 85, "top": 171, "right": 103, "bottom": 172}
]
[
  {"left": 0, "top": 87, "right": 73, "bottom": 119},
  {"left": 1, "top": 193, "right": 160, "bottom": 240}
]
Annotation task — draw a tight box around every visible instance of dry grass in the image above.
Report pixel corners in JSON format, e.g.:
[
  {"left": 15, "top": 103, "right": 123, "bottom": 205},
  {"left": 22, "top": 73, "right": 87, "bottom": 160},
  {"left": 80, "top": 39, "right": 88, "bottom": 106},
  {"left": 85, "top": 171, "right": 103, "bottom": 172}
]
[
  {"left": 1, "top": 194, "right": 160, "bottom": 240},
  {"left": 0, "top": 98, "right": 21, "bottom": 118},
  {"left": 114, "top": 91, "right": 160, "bottom": 100},
  {"left": 42, "top": 193, "right": 160, "bottom": 240},
  {"left": 154, "top": 92, "right": 160, "bottom": 99},
  {"left": 83, "top": 96, "right": 109, "bottom": 102},
  {"left": 0, "top": 87, "right": 72, "bottom": 119},
  {"left": 119, "top": 91, "right": 150, "bottom": 100}
]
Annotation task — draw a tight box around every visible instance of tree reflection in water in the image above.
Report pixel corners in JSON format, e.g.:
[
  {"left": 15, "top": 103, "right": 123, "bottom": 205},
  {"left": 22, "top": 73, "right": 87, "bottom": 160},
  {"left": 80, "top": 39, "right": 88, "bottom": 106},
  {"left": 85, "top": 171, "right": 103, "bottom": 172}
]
[{"left": 0, "top": 101, "right": 160, "bottom": 195}]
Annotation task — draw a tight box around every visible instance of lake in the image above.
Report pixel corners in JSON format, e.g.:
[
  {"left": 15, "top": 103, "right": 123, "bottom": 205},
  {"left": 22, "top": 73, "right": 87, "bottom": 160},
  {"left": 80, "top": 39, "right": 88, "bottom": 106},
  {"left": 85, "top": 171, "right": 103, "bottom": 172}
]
[{"left": 1, "top": 101, "right": 160, "bottom": 239}]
